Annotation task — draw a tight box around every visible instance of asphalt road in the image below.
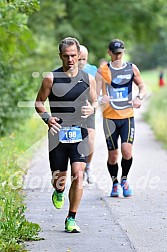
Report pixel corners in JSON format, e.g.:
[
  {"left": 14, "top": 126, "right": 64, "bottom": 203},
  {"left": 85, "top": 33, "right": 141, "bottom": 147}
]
[{"left": 24, "top": 102, "right": 167, "bottom": 252}]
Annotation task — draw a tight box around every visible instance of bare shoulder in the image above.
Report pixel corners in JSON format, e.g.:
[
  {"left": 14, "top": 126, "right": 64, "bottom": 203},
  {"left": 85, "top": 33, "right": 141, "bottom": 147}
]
[
  {"left": 97, "top": 66, "right": 103, "bottom": 75},
  {"left": 41, "top": 72, "right": 54, "bottom": 90},
  {"left": 88, "top": 73, "right": 96, "bottom": 82},
  {"left": 132, "top": 63, "right": 145, "bottom": 87},
  {"left": 132, "top": 63, "right": 140, "bottom": 75},
  {"left": 88, "top": 74, "right": 96, "bottom": 91},
  {"left": 95, "top": 67, "right": 103, "bottom": 81},
  {"left": 43, "top": 72, "right": 53, "bottom": 84}
]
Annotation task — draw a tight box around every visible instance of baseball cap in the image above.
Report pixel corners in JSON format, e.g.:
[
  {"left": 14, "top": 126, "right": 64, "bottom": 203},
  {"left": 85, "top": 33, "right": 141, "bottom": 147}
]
[{"left": 108, "top": 39, "right": 125, "bottom": 53}]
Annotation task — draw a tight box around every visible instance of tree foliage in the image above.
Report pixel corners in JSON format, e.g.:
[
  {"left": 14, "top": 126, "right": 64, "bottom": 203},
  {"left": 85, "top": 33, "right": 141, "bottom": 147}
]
[
  {"left": 27, "top": 0, "right": 68, "bottom": 73},
  {"left": 63, "top": 0, "right": 167, "bottom": 64},
  {"left": 0, "top": 0, "right": 40, "bottom": 136}
]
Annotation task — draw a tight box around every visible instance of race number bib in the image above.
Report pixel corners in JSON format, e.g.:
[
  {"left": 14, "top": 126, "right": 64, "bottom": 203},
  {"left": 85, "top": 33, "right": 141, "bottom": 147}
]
[
  {"left": 59, "top": 126, "right": 82, "bottom": 143},
  {"left": 110, "top": 87, "right": 128, "bottom": 102}
]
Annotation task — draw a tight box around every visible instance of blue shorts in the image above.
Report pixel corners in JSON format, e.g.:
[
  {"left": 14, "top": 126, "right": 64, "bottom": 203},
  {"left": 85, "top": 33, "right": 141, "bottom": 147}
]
[{"left": 103, "top": 117, "right": 135, "bottom": 150}]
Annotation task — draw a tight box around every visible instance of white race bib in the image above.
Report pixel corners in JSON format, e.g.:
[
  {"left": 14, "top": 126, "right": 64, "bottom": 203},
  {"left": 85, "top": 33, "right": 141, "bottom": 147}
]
[
  {"left": 59, "top": 126, "right": 82, "bottom": 143},
  {"left": 110, "top": 87, "right": 128, "bottom": 102}
]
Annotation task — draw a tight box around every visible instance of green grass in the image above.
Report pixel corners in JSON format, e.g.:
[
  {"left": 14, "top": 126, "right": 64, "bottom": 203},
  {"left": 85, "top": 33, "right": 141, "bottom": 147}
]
[
  {"left": 142, "top": 68, "right": 167, "bottom": 92},
  {"left": 143, "top": 86, "right": 167, "bottom": 148},
  {"left": 142, "top": 68, "right": 167, "bottom": 149},
  {"left": 0, "top": 117, "right": 46, "bottom": 252}
]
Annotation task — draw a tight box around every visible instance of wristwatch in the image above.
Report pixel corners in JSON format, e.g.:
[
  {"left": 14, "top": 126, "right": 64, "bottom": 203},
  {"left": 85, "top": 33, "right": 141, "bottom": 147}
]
[
  {"left": 136, "top": 94, "right": 143, "bottom": 100},
  {"left": 41, "top": 112, "right": 51, "bottom": 124}
]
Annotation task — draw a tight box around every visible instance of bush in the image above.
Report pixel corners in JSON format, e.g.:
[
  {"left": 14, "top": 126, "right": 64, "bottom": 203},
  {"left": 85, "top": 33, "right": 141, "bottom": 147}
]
[
  {"left": 0, "top": 0, "right": 40, "bottom": 136},
  {"left": 0, "top": 117, "right": 46, "bottom": 251}
]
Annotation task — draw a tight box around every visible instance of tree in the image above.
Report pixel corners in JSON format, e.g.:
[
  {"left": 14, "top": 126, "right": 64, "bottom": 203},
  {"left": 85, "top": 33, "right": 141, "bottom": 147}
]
[
  {"left": 63, "top": 0, "right": 167, "bottom": 64},
  {"left": 0, "top": 0, "right": 40, "bottom": 136}
]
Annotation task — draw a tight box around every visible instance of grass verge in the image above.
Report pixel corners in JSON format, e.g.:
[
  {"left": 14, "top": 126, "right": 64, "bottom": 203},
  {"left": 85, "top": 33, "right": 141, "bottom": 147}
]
[
  {"left": 143, "top": 86, "right": 167, "bottom": 149},
  {"left": 142, "top": 68, "right": 167, "bottom": 149},
  {"left": 0, "top": 117, "right": 47, "bottom": 252}
]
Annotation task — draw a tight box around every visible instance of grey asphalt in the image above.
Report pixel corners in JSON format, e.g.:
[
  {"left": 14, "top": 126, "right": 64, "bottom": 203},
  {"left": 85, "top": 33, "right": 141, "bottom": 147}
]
[{"left": 24, "top": 102, "right": 167, "bottom": 252}]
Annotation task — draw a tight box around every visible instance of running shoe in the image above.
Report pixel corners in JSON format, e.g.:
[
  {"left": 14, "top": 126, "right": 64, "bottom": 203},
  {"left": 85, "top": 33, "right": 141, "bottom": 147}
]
[
  {"left": 52, "top": 190, "right": 65, "bottom": 209},
  {"left": 65, "top": 217, "right": 81, "bottom": 233},
  {"left": 110, "top": 183, "right": 120, "bottom": 197},
  {"left": 121, "top": 180, "right": 133, "bottom": 197},
  {"left": 86, "top": 169, "right": 95, "bottom": 184},
  {"left": 83, "top": 171, "right": 88, "bottom": 186}
]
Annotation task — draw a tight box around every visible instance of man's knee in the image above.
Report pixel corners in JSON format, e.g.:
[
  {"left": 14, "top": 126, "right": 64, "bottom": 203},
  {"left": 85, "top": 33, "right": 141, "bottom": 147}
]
[
  {"left": 121, "top": 143, "right": 132, "bottom": 159},
  {"left": 108, "top": 150, "right": 119, "bottom": 164}
]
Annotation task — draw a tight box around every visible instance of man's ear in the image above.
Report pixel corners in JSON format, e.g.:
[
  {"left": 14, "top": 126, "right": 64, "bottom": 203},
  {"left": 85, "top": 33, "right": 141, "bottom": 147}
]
[
  {"left": 108, "top": 49, "right": 112, "bottom": 56},
  {"left": 59, "top": 52, "right": 62, "bottom": 60}
]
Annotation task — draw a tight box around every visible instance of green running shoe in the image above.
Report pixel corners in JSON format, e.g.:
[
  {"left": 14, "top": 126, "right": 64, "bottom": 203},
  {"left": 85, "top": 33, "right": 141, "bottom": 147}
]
[
  {"left": 65, "top": 217, "right": 81, "bottom": 233},
  {"left": 52, "top": 190, "right": 65, "bottom": 209}
]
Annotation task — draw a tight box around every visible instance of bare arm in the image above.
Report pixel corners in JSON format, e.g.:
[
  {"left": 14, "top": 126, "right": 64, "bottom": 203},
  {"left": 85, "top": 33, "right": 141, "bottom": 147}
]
[
  {"left": 95, "top": 68, "right": 103, "bottom": 97},
  {"left": 35, "top": 72, "right": 61, "bottom": 134},
  {"left": 81, "top": 74, "right": 98, "bottom": 118},
  {"left": 133, "top": 64, "right": 146, "bottom": 97},
  {"left": 95, "top": 67, "right": 110, "bottom": 104},
  {"left": 88, "top": 74, "right": 98, "bottom": 110},
  {"left": 35, "top": 72, "right": 53, "bottom": 114},
  {"left": 132, "top": 64, "right": 147, "bottom": 108}
]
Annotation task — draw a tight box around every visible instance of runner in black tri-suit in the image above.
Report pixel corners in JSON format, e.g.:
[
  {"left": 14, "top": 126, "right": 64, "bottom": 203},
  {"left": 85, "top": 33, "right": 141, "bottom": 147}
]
[{"left": 35, "top": 37, "right": 98, "bottom": 233}]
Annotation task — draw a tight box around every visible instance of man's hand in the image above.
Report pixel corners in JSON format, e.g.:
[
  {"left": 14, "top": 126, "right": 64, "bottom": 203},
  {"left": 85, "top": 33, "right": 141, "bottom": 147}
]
[
  {"left": 48, "top": 117, "right": 62, "bottom": 135},
  {"left": 99, "top": 95, "right": 111, "bottom": 104},
  {"left": 81, "top": 100, "right": 94, "bottom": 118},
  {"left": 130, "top": 96, "right": 142, "bottom": 109}
]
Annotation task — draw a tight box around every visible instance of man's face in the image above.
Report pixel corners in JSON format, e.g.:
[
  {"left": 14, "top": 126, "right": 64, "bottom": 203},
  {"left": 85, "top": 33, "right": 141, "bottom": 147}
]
[
  {"left": 78, "top": 51, "right": 88, "bottom": 69},
  {"left": 108, "top": 49, "right": 124, "bottom": 61},
  {"left": 59, "top": 44, "right": 79, "bottom": 72}
]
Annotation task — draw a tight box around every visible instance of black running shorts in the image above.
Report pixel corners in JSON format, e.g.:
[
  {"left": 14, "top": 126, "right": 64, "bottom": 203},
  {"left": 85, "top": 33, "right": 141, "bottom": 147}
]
[
  {"left": 103, "top": 117, "right": 135, "bottom": 150},
  {"left": 48, "top": 127, "right": 88, "bottom": 172}
]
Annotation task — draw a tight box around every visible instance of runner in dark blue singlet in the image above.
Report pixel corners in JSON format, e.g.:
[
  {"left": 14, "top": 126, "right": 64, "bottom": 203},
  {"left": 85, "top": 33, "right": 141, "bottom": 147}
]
[{"left": 96, "top": 38, "right": 146, "bottom": 198}]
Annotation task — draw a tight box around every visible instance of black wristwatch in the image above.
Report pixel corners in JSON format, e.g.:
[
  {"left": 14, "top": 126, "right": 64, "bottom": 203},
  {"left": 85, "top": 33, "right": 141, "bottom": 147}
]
[{"left": 41, "top": 112, "right": 51, "bottom": 124}]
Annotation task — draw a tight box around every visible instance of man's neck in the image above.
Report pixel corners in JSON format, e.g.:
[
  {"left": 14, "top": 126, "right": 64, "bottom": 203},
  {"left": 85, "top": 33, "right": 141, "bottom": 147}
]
[
  {"left": 110, "top": 60, "right": 124, "bottom": 69},
  {"left": 63, "top": 66, "right": 78, "bottom": 77}
]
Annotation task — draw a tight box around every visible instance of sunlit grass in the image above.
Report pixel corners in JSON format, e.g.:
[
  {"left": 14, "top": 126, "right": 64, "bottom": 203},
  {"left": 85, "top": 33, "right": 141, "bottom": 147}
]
[
  {"left": 143, "top": 74, "right": 167, "bottom": 149},
  {"left": 142, "top": 68, "right": 167, "bottom": 93},
  {"left": 0, "top": 117, "right": 46, "bottom": 251}
]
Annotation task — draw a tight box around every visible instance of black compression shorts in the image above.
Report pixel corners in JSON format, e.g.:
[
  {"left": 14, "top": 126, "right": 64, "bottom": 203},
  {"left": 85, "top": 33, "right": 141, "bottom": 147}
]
[
  {"left": 48, "top": 127, "right": 88, "bottom": 172},
  {"left": 103, "top": 117, "right": 135, "bottom": 150}
]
